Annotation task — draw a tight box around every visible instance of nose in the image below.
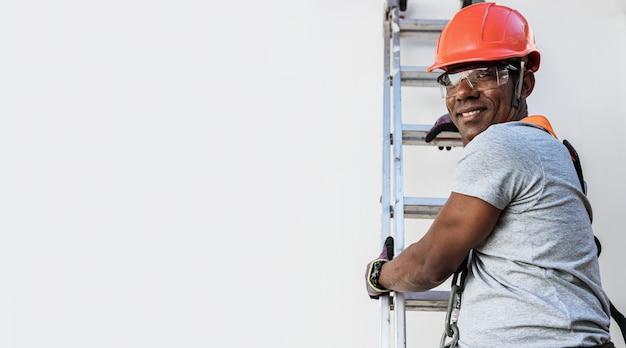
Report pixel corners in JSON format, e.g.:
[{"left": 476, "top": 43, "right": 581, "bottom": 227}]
[{"left": 455, "top": 78, "right": 479, "bottom": 100}]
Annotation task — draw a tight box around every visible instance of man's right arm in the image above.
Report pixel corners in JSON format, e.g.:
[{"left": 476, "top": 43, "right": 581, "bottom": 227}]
[{"left": 378, "top": 192, "right": 501, "bottom": 292}]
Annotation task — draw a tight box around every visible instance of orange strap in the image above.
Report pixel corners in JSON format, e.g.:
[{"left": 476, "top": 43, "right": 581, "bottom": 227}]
[{"left": 520, "top": 115, "right": 558, "bottom": 139}]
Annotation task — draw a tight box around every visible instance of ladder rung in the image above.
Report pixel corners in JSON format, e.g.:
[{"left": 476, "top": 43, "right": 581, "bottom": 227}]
[
  {"left": 392, "top": 290, "right": 450, "bottom": 312},
  {"left": 404, "top": 197, "right": 445, "bottom": 218},
  {"left": 402, "top": 124, "right": 463, "bottom": 147},
  {"left": 399, "top": 18, "right": 448, "bottom": 39},
  {"left": 400, "top": 66, "right": 440, "bottom": 87},
  {"left": 390, "top": 197, "right": 446, "bottom": 219}
]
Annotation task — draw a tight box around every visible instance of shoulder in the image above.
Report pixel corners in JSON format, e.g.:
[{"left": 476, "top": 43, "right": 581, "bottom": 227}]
[
  {"left": 453, "top": 122, "right": 548, "bottom": 209},
  {"left": 456, "top": 122, "right": 547, "bottom": 189},
  {"left": 466, "top": 121, "right": 555, "bottom": 156},
  {"left": 479, "top": 121, "right": 547, "bottom": 142},
  {"left": 463, "top": 122, "right": 533, "bottom": 156}
]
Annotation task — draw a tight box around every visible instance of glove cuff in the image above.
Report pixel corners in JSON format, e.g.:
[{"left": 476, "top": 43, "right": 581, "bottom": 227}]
[{"left": 367, "top": 259, "right": 390, "bottom": 293}]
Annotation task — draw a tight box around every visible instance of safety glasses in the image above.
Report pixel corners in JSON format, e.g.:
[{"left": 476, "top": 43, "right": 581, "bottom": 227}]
[{"left": 436, "top": 64, "right": 518, "bottom": 98}]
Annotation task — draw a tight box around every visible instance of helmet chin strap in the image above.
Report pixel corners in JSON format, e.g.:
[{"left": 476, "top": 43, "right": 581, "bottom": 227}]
[{"left": 512, "top": 60, "right": 526, "bottom": 108}]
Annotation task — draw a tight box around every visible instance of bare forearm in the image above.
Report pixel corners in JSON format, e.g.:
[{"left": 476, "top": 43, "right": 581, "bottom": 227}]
[{"left": 377, "top": 243, "right": 448, "bottom": 292}]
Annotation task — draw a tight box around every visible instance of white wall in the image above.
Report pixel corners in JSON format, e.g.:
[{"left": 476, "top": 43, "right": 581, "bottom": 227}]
[{"left": 0, "top": 0, "right": 624, "bottom": 347}]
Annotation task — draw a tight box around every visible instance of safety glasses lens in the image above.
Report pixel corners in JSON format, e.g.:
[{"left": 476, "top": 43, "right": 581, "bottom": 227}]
[{"left": 437, "top": 66, "right": 510, "bottom": 98}]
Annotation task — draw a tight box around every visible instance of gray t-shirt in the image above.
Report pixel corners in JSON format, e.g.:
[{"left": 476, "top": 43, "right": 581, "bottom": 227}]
[{"left": 451, "top": 121, "right": 611, "bottom": 348}]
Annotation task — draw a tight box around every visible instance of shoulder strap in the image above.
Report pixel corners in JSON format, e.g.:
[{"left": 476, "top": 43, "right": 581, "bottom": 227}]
[
  {"left": 562, "top": 139, "right": 587, "bottom": 195},
  {"left": 520, "top": 115, "right": 558, "bottom": 138}
]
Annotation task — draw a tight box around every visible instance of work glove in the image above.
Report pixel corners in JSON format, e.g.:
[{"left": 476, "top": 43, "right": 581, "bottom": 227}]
[
  {"left": 425, "top": 113, "right": 459, "bottom": 143},
  {"left": 365, "top": 236, "right": 394, "bottom": 299}
]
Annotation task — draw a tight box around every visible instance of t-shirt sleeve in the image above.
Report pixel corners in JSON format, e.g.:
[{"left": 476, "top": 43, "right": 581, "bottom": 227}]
[{"left": 451, "top": 126, "right": 544, "bottom": 212}]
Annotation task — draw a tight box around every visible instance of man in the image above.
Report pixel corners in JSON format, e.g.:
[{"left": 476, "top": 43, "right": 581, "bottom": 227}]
[{"left": 366, "top": 3, "right": 614, "bottom": 347}]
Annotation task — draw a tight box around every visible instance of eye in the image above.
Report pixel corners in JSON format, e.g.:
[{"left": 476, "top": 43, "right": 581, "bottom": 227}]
[
  {"left": 438, "top": 74, "right": 452, "bottom": 86},
  {"left": 475, "top": 70, "right": 496, "bottom": 80}
]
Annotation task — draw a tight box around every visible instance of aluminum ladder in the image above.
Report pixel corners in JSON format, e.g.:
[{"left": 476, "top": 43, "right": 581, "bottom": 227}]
[{"left": 379, "top": 1, "right": 465, "bottom": 347}]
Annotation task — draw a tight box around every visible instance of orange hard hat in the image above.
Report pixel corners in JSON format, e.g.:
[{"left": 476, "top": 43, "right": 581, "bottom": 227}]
[{"left": 428, "top": 2, "right": 540, "bottom": 72}]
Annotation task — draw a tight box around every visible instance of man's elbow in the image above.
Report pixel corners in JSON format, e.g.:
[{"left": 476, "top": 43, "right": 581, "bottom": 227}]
[{"left": 421, "top": 262, "right": 456, "bottom": 287}]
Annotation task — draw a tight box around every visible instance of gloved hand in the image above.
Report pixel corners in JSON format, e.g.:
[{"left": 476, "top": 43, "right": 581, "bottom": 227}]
[
  {"left": 425, "top": 113, "right": 459, "bottom": 143},
  {"left": 365, "top": 236, "right": 394, "bottom": 299}
]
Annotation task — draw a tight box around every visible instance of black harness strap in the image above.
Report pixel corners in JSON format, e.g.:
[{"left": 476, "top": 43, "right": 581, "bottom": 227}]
[
  {"left": 561, "top": 138, "right": 625, "bottom": 344},
  {"left": 610, "top": 301, "right": 626, "bottom": 344},
  {"left": 563, "top": 139, "right": 587, "bottom": 195}
]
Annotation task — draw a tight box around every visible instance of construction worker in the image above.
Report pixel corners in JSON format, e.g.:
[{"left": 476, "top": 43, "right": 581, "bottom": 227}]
[{"left": 366, "top": 2, "right": 615, "bottom": 347}]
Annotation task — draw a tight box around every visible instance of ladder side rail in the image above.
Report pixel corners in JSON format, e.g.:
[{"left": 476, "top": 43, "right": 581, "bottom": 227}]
[
  {"left": 391, "top": 7, "right": 407, "bottom": 348},
  {"left": 380, "top": 10, "right": 393, "bottom": 348}
]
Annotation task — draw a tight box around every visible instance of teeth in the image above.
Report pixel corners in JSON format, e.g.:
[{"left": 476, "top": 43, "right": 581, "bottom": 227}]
[{"left": 461, "top": 110, "right": 480, "bottom": 117}]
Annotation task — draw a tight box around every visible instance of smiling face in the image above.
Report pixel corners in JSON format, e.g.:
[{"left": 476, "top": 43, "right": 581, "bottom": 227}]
[{"left": 443, "top": 61, "right": 535, "bottom": 146}]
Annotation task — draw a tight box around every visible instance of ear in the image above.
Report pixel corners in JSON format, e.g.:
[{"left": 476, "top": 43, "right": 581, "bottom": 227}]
[{"left": 520, "top": 71, "right": 535, "bottom": 99}]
